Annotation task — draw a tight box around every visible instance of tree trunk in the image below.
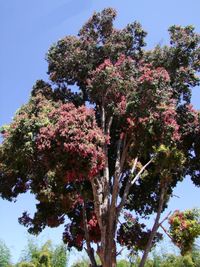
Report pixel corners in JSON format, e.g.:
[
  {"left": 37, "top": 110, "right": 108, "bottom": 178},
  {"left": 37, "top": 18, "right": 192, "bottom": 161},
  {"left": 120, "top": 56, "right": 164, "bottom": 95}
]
[
  {"left": 96, "top": 216, "right": 117, "bottom": 267},
  {"left": 102, "top": 234, "right": 117, "bottom": 267}
]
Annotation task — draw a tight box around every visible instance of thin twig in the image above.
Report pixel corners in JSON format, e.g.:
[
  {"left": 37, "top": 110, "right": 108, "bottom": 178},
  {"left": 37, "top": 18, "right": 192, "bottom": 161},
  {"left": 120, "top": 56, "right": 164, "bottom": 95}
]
[
  {"left": 172, "top": 194, "right": 180, "bottom": 198},
  {"left": 116, "top": 247, "right": 124, "bottom": 257},
  {"left": 159, "top": 224, "right": 174, "bottom": 243},
  {"left": 159, "top": 211, "right": 172, "bottom": 226}
]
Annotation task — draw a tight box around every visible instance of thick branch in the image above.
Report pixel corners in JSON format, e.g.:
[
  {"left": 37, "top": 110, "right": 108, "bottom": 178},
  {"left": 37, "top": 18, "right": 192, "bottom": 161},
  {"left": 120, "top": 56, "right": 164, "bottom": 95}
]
[
  {"left": 110, "top": 139, "right": 122, "bottom": 222},
  {"left": 96, "top": 104, "right": 112, "bottom": 265},
  {"left": 82, "top": 201, "right": 98, "bottom": 267},
  {"left": 117, "top": 157, "right": 138, "bottom": 216},
  {"left": 106, "top": 116, "right": 113, "bottom": 135},
  {"left": 102, "top": 114, "right": 112, "bottom": 216},
  {"left": 101, "top": 138, "right": 124, "bottom": 266},
  {"left": 101, "top": 105, "right": 110, "bottom": 205},
  {"left": 91, "top": 177, "right": 104, "bottom": 229},
  {"left": 101, "top": 104, "right": 106, "bottom": 133},
  {"left": 139, "top": 185, "right": 166, "bottom": 267},
  {"left": 119, "top": 134, "right": 131, "bottom": 173},
  {"left": 96, "top": 104, "right": 110, "bottom": 227}
]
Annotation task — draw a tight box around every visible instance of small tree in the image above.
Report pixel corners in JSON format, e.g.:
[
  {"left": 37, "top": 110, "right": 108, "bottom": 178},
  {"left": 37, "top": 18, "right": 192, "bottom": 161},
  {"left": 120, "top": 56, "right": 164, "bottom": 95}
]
[
  {"left": 0, "top": 240, "right": 11, "bottom": 267},
  {"left": 18, "top": 240, "right": 68, "bottom": 267},
  {"left": 0, "top": 8, "right": 200, "bottom": 267},
  {"left": 51, "top": 244, "right": 68, "bottom": 267},
  {"left": 168, "top": 209, "right": 200, "bottom": 256}
]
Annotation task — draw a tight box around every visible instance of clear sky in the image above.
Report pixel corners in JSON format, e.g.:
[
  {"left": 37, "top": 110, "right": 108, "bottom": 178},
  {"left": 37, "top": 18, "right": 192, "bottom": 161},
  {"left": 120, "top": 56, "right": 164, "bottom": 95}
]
[{"left": 1, "top": 0, "right": 200, "bottom": 265}]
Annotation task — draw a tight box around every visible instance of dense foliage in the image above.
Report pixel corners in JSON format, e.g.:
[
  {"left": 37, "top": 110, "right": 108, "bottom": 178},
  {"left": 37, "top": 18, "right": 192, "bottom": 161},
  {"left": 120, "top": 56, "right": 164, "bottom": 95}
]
[
  {"left": 0, "top": 7, "right": 200, "bottom": 267},
  {"left": 17, "top": 239, "right": 68, "bottom": 267},
  {"left": 117, "top": 212, "right": 163, "bottom": 251},
  {"left": 168, "top": 209, "right": 200, "bottom": 255}
]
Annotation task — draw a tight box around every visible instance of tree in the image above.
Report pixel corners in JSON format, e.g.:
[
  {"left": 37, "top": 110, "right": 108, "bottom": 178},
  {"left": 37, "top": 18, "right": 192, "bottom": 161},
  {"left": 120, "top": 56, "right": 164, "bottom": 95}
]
[
  {"left": 0, "top": 240, "right": 11, "bottom": 267},
  {"left": 17, "top": 239, "right": 68, "bottom": 267},
  {"left": 0, "top": 7, "right": 200, "bottom": 267},
  {"left": 168, "top": 209, "right": 200, "bottom": 256},
  {"left": 51, "top": 243, "right": 68, "bottom": 267}
]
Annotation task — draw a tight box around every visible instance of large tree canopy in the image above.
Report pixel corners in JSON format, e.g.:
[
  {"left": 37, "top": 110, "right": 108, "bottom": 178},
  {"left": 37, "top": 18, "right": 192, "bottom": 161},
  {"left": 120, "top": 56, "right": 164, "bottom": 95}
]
[{"left": 0, "top": 8, "right": 200, "bottom": 267}]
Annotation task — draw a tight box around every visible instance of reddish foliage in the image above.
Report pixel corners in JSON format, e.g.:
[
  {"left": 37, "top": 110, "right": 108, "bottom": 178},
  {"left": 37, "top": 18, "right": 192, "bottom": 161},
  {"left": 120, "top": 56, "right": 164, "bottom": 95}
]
[{"left": 36, "top": 103, "right": 106, "bottom": 182}]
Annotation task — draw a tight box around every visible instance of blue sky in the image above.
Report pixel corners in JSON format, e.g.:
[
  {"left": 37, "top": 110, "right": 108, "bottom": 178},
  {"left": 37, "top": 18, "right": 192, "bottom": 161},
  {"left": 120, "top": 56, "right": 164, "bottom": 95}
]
[{"left": 0, "top": 0, "right": 200, "bottom": 264}]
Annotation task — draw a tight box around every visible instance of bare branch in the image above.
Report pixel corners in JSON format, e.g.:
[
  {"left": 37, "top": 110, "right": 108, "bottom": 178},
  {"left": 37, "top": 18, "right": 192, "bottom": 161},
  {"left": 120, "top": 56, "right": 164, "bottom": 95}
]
[
  {"left": 158, "top": 211, "right": 182, "bottom": 249},
  {"left": 172, "top": 194, "right": 180, "bottom": 198},
  {"left": 160, "top": 224, "right": 181, "bottom": 250},
  {"left": 131, "top": 157, "right": 138, "bottom": 174},
  {"left": 120, "top": 135, "right": 132, "bottom": 172},
  {"left": 101, "top": 104, "right": 105, "bottom": 133},
  {"left": 159, "top": 211, "right": 172, "bottom": 226},
  {"left": 117, "top": 157, "right": 138, "bottom": 215},
  {"left": 101, "top": 105, "right": 110, "bottom": 207},
  {"left": 117, "top": 157, "right": 153, "bottom": 216},
  {"left": 160, "top": 224, "right": 174, "bottom": 242},
  {"left": 110, "top": 139, "right": 122, "bottom": 221},
  {"left": 106, "top": 116, "right": 113, "bottom": 135},
  {"left": 131, "top": 157, "right": 154, "bottom": 185},
  {"left": 116, "top": 247, "right": 124, "bottom": 257},
  {"left": 91, "top": 177, "right": 103, "bottom": 229}
]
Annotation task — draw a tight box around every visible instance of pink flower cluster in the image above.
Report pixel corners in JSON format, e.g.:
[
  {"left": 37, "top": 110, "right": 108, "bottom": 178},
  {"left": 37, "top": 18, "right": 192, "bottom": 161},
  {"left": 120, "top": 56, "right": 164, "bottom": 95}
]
[
  {"left": 162, "top": 103, "right": 180, "bottom": 141},
  {"left": 139, "top": 64, "right": 170, "bottom": 84},
  {"left": 95, "top": 59, "right": 113, "bottom": 72},
  {"left": 36, "top": 103, "right": 106, "bottom": 182},
  {"left": 169, "top": 210, "right": 188, "bottom": 231},
  {"left": 185, "top": 104, "right": 199, "bottom": 128},
  {"left": 86, "top": 55, "right": 133, "bottom": 114}
]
